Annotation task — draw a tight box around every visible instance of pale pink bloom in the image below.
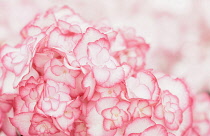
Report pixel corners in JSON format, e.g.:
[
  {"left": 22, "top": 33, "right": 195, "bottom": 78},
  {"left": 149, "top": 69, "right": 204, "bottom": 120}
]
[
  {"left": 36, "top": 80, "right": 71, "bottom": 117},
  {"left": 128, "top": 100, "right": 153, "bottom": 118},
  {"left": 33, "top": 49, "right": 55, "bottom": 75},
  {"left": 0, "top": 34, "right": 44, "bottom": 95},
  {"left": 0, "top": 94, "right": 16, "bottom": 136},
  {"left": 88, "top": 38, "right": 129, "bottom": 87},
  {"left": 102, "top": 106, "right": 129, "bottom": 130},
  {"left": 111, "top": 28, "right": 149, "bottom": 71},
  {"left": 86, "top": 97, "right": 130, "bottom": 135},
  {"left": 0, "top": 5, "right": 200, "bottom": 136},
  {"left": 73, "top": 27, "right": 106, "bottom": 58},
  {"left": 53, "top": 6, "right": 90, "bottom": 32},
  {"left": 140, "top": 124, "right": 175, "bottom": 136},
  {"left": 126, "top": 70, "right": 160, "bottom": 101},
  {"left": 21, "top": 6, "right": 89, "bottom": 39},
  {"left": 0, "top": 44, "right": 31, "bottom": 82},
  {"left": 44, "top": 58, "right": 77, "bottom": 88},
  {"left": 154, "top": 74, "right": 192, "bottom": 135},
  {"left": 11, "top": 113, "right": 60, "bottom": 135},
  {"left": 125, "top": 117, "right": 172, "bottom": 136},
  {"left": 155, "top": 90, "right": 183, "bottom": 130},
  {"left": 54, "top": 97, "right": 81, "bottom": 134},
  {"left": 15, "top": 76, "right": 44, "bottom": 113},
  {"left": 73, "top": 27, "right": 130, "bottom": 88},
  {"left": 86, "top": 107, "right": 117, "bottom": 136},
  {"left": 21, "top": 9, "right": 56, "bottom": 38},
  {"left": 156, "top": 74, "right": 191, "bottom": 111},
  {"left": 29, "top": 114, "right": 59, "bottom": 135},
  {"left": 47, "top": 21, "right": 82, "bottom": 53},
  {"left": 14, "top": 96, "right": 31, "bottom": 115}
]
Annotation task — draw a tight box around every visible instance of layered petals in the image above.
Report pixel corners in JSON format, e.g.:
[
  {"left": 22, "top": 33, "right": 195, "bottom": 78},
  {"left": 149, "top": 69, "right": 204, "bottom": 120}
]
[
  {"left": 0, "top": 5, "right": 198, "bottom": 136},
  {"left": 36, "top": 80, "right": 71, "bottom": 117},
  {"left": 126, "top": 70, "right": 160, "bottom": 101}
]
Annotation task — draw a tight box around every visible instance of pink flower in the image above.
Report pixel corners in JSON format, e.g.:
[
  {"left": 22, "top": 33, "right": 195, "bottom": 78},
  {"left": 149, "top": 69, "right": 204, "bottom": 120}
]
[
  {"left": 102, "top": 106, "right": 129, "bottom": 130},
  {"left": 29, "top": 114, "right": 59, "bottom": 135},
  {"left": 54, "top": 98, "right": 82, "bottom": 134},
  {"left": 36, "top": 80, "right": 71, "bottom": 117},
  {"left": 0, "top": 94, "right": 16, "bottom": 135},
  {"left": 16, "top": 76, "right": 43, "bottom": 113},
  {"left": 125, "top": 117, "right": 172, "bottom": 136},
  {"left": 48, "top": 21, "right": 82, "bottom": 53},
  {"left": 11, "top": 112, "right": 59, "bottom": 135},
  {"left": 44, "top": 58, "right": 76, "bottom": 88},
  {"left": 154, "top": 74, "right": 192, "bottom": 135},
  {"left": 73, "top": 27, "right": 130, "bottom": 88},
  {"left": 0, "top": 44, "right": 31, "bottom": 88},
  {"left": 128, "top": 100, "right": 152, "bottom": 118},
  {"left": 111, "top": 28, "right": 149, "bottom": 71},
  {"left": 125, "top": 70, "right": 160, "bottom": 101},
  {"left": 155, "top": 90, "right": 183, "bottom": 130},
  {"left": 86, "top": 97, "right": 130, "bottom": 135},
  {"left": 0, "top": 5, "right": 199, "bottom": 136}
]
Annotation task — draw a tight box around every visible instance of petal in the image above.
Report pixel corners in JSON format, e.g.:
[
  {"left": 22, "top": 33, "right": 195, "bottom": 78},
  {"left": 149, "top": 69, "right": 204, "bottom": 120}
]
[
  {"left": 125, "top": 117, "right": 155, "bottom": 136},
  {"left": 158, "top": 76, "right": 190, "bottom": 110},
  {"left": 103, "top": 119, "right": 116, "bottom": 130},
  {"left": 56, "top": 116, "right": 74, "bottom": 130},
  {"left": 101, "top": 67, "right": 124, "bottom": 87},
  {"left": 74, "top": 27, "right": 106, "bottom": 60},
  {"left": 51, "top": 99, "right": 60, "bottom": 110},
  {"left": 93, "top": 67, "right": 110, "bottom": 83},
  {"left": 96, "top": 97, "right": 119, "bottom": 114},
  {"left": 46, "top": 102, "right": 67, "bottom": 117},
  {"left": 1, "top": 115, "right": 17, "bottom": 136},
  {"left": 41, "top": 100, "right": 51, "bottom": 111},
  {"left": 10, "top": 112, "right": 34, "bottom": 136},
  {"left": 102, "top": 108, "right": 112, "bottom": 119},
  {"left": 154, "top": 104, "right": 164, "bottom": 119},
  {"left": 86, "top": 107, "right": 116, "bottom": 136},
  {"left": 140, "top": 124, "right": 168, "bottom": 136},
  {"left": 82, "top": 72, "right": 96, "bottom": 100},
  {"left": 165, "top": 112, "right": 175, "bottom": 124}
]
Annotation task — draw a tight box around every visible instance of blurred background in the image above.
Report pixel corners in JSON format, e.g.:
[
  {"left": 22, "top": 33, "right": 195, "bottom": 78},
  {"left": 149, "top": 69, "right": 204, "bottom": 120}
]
[{"left": 0, "top": 0, "right": 210, "bottom": 95}]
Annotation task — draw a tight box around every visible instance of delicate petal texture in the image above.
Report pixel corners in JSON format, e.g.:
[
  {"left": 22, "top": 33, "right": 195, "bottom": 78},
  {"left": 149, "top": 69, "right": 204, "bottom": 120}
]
[
  {"left": 157, "top": 75, "right": 191, "bottom": 110},
  {"left": 140, "top": 124, "right": 168, "bottom": 136},
  {"left": 29, "top": 114, "right": 59, "bottom": 135},
  {"left": 86, "top": 107, "right": 116, "bottom": 136},
  {"left": 0, "top": 5, "right": 199, "bottom": 136},
  {"left": 154, "top": 75, "right": 192, "bottom": 135},
  {"left": 125, "top": 118, "right": 155, "bottom": 136},
  {"left": 36, "top": 80, "right": 71, "bottom": 117},
  {"left": 74, "top": 27, "right": 106, "bottom": 61},
  {"left": 126, "top": 70, "right": 160, "bottom": 101},
  {"left": 10, "top": 112, "right": 34, "bottom": 136},
  {"left": 128, "top": 100, "right": 152, "bottom": 118}
]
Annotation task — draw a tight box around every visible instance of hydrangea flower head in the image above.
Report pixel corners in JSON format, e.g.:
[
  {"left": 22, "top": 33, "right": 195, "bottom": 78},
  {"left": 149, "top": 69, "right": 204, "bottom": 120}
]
[{"left": 0, "top": 6, "right": 197, "bottom": 136}]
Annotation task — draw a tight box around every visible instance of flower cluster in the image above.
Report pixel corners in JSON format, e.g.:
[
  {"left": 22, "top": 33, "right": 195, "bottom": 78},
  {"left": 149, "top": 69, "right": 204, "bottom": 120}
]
[{"left": 0, "top": 6, "right": 207, "bottom": 136}]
